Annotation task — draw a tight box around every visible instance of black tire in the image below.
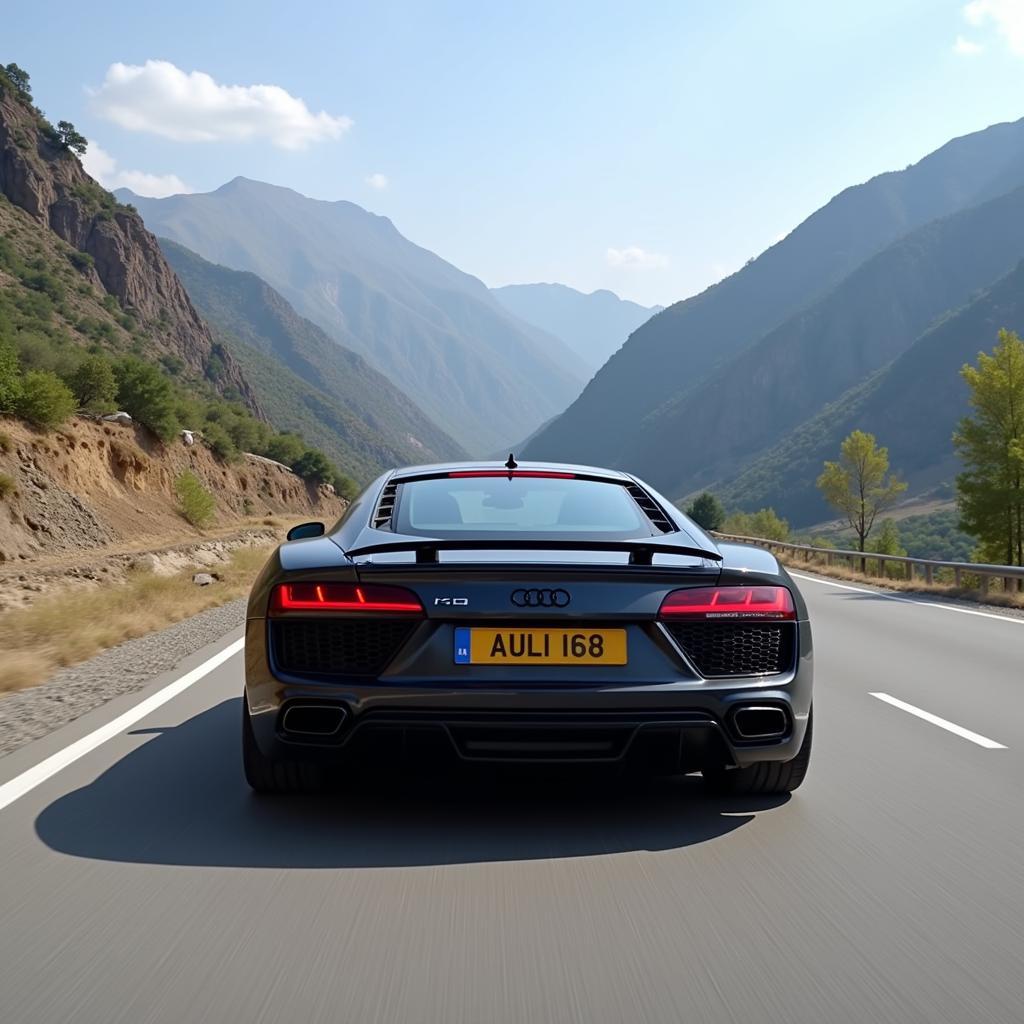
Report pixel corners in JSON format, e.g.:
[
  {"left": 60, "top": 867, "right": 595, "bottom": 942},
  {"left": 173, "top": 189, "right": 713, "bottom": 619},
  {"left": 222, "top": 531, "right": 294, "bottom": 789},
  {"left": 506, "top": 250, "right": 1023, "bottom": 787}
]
[
  {"left": 703, "top": 707, "right": 813, "bottom": 796},
  {"left": 242, "top": 697, "right": 326, "bottom": 795}
]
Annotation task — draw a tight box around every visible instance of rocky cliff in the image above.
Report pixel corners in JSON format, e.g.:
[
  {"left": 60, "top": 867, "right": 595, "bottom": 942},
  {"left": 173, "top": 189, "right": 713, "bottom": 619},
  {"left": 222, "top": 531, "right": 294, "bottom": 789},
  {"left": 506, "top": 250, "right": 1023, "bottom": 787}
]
[{"left": 0, "top": 77, "right": 256, "bottom": 408}]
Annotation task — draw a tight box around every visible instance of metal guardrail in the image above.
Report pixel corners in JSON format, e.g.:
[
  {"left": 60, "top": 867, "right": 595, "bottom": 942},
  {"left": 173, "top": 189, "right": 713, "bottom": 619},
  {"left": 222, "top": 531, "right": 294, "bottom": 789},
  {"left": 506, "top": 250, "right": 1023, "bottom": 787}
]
[{"left": 711, "top": 532, "right": 1024, "bottom": 595}]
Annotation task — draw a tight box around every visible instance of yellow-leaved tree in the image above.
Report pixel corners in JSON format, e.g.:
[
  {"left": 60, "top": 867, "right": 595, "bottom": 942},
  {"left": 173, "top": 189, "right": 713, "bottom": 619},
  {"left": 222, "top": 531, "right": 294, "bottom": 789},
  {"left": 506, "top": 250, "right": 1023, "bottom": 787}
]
[{"left": 817, "top": 430, "right": 906, "bottom": 553}]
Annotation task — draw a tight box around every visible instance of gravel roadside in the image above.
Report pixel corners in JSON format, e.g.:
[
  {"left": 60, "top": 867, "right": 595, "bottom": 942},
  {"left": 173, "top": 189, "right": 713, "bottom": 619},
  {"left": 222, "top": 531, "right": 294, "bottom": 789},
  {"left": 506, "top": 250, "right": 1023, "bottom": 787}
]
[{"left": 0, "top": 597, "right": 246, "bottom": 757}]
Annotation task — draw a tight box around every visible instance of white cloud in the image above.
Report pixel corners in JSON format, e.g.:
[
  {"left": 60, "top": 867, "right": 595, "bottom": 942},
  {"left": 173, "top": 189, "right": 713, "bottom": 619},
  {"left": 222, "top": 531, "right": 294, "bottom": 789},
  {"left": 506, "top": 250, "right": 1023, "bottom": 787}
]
[
  {"left": 366, "top": 172, "right": 389, "bottom": 190},
  {"left": 605, "top": 245, "right": 669, "bottom": 270},
  {"left": 81, "top": 141, "right": 192, "bottom": 198},
  {"left": 953, "top": 34, "right": 985, "bottom": 54},
  {"left": 962, "top": 0, "right": 1024, "bottom": 55},
  {"left": 90, "top": 60, "right": 352, "bottom": 150}
]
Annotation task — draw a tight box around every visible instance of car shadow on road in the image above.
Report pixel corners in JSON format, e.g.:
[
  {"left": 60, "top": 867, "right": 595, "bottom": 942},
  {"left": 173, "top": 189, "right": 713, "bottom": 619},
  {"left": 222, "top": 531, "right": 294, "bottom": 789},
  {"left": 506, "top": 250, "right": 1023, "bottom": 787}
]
[{"left": 35, "top": 698, "right": 788, "bottom": 869}]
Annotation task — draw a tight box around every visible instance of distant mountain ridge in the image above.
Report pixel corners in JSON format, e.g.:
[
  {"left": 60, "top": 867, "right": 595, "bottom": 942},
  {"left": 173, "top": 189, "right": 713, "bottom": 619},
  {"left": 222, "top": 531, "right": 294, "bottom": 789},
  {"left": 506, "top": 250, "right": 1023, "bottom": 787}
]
[
  {"left": 121, "top": 179, "right": 585, "bottom": 454},
  {"left": 491, "top": 283, "right": 661, "bottom": 373},
  {"left": 524, "top": 116, "right": 1024, "bottom": 470},
  {"left": 160, "top": 240, "right": 466, "bottom": 480}
]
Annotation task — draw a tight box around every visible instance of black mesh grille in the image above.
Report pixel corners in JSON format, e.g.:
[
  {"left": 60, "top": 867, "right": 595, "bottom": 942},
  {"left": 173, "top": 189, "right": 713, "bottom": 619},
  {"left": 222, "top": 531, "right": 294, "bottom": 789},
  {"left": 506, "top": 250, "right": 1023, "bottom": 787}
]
[
  {"left": 666, "top": 622, "right": 795, "bottom": 677},
  {"left": 272, "top": 619, "right": 417, "bottom": 677}
]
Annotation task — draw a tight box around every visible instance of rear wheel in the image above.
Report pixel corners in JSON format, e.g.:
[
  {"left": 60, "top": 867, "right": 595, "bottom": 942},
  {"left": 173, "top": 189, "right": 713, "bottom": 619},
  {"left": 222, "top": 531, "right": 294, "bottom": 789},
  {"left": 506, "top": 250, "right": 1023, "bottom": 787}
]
[
  {"left": 242, "top": 696, "right": 325, "bottom": 794},
  {"left": 703, "top": 707, "right": 813, "bottom": 796}
]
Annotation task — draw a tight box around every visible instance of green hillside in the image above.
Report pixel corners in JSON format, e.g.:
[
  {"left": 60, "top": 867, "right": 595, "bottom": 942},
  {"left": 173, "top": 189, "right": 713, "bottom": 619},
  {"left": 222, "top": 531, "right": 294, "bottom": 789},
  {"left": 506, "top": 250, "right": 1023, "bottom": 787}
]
[
  {"left": 622, "top": 184, "right": 1024, "bottom": 497},
  {"left": 719, "top": 261, "right": 1024, "bottom": 525}
]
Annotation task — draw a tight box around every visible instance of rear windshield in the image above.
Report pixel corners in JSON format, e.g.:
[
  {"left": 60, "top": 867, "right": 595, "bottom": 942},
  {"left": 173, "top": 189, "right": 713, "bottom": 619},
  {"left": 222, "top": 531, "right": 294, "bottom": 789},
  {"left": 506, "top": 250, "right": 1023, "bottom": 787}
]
[{"left": 392, "top": 476, "right": 654, "bottom": 538}]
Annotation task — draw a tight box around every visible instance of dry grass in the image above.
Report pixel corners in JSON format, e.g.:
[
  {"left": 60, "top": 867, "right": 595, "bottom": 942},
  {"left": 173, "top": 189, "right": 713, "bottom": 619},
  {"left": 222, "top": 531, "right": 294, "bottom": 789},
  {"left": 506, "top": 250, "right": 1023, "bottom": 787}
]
[
  {"left": 779, "top": 555, "right": 1024, "bottom": 609},
  {"left": 0, "top": 545, "right": 272, "bottom": 694}
]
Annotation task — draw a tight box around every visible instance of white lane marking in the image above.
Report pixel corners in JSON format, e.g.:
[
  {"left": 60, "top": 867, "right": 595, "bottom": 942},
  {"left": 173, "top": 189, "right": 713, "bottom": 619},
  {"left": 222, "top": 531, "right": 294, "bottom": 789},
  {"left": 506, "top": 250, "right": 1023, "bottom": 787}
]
[
  {"left": 0, "top": 637, "right": 244, "bottom": 813},
  {"left": 790, "top": 571, "right": 1024, "bottom": 625},
  {"left": 870, "top": 692, "right": 1007, "bottom": 749}
]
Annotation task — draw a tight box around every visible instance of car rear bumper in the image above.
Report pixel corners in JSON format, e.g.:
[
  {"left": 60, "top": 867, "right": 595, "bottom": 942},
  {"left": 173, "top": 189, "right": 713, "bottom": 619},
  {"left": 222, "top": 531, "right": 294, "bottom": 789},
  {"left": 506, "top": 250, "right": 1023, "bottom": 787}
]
[{"left": 244, "top": 619, "right": 813, "bottom": 769}]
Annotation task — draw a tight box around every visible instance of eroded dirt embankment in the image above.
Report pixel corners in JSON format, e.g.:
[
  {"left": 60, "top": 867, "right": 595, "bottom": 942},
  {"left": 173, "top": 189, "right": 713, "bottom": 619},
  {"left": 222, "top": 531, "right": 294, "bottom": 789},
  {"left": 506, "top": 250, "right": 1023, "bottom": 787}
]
[{"left": 0, "top": 415, "right": 344, "bottom": 609}]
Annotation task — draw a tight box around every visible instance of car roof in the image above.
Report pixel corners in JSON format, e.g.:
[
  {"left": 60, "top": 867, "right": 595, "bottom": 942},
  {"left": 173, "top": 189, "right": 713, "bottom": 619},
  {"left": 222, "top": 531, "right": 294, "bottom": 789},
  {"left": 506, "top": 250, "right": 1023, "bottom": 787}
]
[{"left": 387, "top": 460, "right": 634, "bottom": 482}]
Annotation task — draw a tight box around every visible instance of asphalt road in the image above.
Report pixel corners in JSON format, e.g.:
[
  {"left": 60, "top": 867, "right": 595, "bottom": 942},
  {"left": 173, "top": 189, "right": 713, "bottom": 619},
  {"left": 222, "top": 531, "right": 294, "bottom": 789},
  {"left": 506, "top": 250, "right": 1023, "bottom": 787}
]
[{"left": 1, "top": 573, "right": 1023, "bottom": 1023}]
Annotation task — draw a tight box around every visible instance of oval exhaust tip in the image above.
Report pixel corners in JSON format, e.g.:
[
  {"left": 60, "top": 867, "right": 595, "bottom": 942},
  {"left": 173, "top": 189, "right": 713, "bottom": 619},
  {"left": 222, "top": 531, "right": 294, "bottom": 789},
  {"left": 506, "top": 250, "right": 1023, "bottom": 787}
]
[
  {"left": 281, "top": 704, "right": 347, "bottom": 736},
  {"left": 732, "top": 706, "right": 788, "bottom": 740}
]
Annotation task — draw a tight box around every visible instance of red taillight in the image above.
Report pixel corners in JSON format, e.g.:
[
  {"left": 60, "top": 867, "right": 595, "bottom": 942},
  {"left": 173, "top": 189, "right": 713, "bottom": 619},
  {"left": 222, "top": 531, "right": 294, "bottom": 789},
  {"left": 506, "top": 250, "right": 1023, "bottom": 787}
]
[
  {"left": 658, "top": 586, "right": 795, "bottom": 620},
  {"left": 447, "top": 470, "right": 576, "bottom": 478},
  {"left": 269, "top": 583, "right": 424, "bottom": 615}
]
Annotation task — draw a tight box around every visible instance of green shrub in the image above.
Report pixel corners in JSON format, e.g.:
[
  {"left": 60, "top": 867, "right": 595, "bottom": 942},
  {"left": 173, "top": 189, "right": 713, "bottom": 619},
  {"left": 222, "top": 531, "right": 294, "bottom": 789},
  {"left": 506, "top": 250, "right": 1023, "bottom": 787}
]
[
  {"left": 292, "top": 448, "right": 335, "bottom": 484},
  {"left": 332, "top": 472, "right": 359, "bottom": 501},
  {"left": 201, "top": 421, "right": 237, "bottom": 461},
  {"left": 71, "top": 354, "right": 117, "bottom": 413},
  {"left": 174, "top": 471, "right": 216, "bottom": 528},
  {"left": 0, "top": 431, "right": 12, "bottom": 454},
  {"left": 0, "top": 343, "right": 22, "bottom": 413},
  {"left": 721, "top": 507, "right": 790, "bottom": 542},
  {"left": 66, "top": 250, "right": 94, "bottom": 273},
  {"left": 0, "top": 472, "right": 14, "bottom": 499},
  {"left": 115, "top": 357, "right": 179, "bottom": 440},
  {"left": 264, "top": 433, "right": 306, "bottom": 467},
  {"left": 684, "top": 492, "right": 725, "bottom": 531},
  {"left": 17, "top": 370, "right": 76, "bottom": 429}
]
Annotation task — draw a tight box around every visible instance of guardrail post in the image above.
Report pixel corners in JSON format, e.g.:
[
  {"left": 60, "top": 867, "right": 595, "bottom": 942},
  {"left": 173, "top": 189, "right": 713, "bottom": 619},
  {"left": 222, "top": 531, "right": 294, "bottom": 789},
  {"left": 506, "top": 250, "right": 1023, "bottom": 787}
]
[
  {"left": 954, "top": 568, "right": 962, "bottom": 587},
  {"left": 1005, "top": 576, "right": 1015, "bottom": 595},
  {"left": 980, "top": 575, "right": 989, "bottom": 597},
  {"left": 924, "top": 564, "right": 934, "bottom": 586},
  {"left": 906, "top": 561, "right": 913, "bottom": 582}
]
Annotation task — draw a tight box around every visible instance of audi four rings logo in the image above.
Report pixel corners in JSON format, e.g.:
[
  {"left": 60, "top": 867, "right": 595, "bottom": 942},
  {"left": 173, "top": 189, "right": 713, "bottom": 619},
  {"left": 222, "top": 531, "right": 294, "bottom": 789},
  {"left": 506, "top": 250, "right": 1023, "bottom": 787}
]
[{"left": 511, "top": 588, "right": 571, "bottom": 608}]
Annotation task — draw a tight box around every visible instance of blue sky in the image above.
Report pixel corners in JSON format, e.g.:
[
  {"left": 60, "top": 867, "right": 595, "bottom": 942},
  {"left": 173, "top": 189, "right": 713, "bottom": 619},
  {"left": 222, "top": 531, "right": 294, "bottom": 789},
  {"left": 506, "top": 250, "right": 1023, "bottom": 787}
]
[{"left": 7, "top": 1, "right": 1024, "bottom": 305}]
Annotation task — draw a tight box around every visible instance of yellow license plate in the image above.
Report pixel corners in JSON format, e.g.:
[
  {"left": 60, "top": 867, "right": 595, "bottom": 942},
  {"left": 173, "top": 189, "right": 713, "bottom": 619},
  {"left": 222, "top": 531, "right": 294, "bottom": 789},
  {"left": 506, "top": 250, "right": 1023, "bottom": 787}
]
[{"left": 454, "top": 627, "right": 627, "bottom": 665}]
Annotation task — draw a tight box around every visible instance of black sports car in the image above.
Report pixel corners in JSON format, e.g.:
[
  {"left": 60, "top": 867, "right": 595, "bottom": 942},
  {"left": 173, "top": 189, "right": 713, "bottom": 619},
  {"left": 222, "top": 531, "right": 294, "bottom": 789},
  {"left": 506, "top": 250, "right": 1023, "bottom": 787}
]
[{"left": 242, "top": 461, "right": 813, "bottom": 794}]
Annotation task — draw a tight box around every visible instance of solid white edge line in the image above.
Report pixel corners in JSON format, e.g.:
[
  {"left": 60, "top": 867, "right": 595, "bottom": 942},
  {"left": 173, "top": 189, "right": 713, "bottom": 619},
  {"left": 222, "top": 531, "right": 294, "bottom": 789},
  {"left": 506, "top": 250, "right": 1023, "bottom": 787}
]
[
  {"left": 789, "top": 570, "right": 1024, "bottom": 625},
  {"left": 0, "top": 636, "right": 244, "bottom": 813},
  {"left": 870, "top": 692, "right": 1007, "bottom": 749}
]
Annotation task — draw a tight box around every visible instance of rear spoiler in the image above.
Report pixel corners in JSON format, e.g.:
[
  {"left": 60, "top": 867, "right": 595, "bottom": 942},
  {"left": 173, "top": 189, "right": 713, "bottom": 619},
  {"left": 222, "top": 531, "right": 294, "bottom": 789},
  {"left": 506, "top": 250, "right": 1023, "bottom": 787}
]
[{"left": 343, "top": 537, "right": 723, "bottom": 566}]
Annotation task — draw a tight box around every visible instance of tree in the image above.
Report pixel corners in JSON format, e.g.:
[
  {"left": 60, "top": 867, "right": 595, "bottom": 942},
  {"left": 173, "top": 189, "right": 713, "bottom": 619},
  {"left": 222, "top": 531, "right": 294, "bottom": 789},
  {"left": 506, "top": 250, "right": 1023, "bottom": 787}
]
[
  {"left": 17, "top": 370, "right": 76, "bottom": 429},
  {"left": 70, "top": 355, "right": 117, "bottom": 413},
  {"left": 3, "top": 63, "right": 31, "bottom": 98},
  {"left": 954, "top": 328, "right": 1024, "bottom": 565},
  {"left": 292, "top": 448, "right": 335, "bottom": 483},
  {"left": 817, "top": 430, "right": 907, "bottom": 552},
  {"left": 114, "top": 357, "right": 179, "bottom": 440},
  {"left": 55, "top": 121, "right": 87, "bottom": 156},
  {"left": 685, "top": 491, "right": 725, "bottom": 531},
  {"left": 0, "top": 342, "right": 22, "bottom": 414}
]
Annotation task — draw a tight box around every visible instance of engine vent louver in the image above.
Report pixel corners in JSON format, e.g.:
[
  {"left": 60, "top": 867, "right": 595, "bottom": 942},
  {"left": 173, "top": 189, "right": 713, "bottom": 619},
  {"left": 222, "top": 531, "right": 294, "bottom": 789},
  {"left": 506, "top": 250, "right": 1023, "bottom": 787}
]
[
  {"left": 625, "top": 484, "right": 674, "bottom": 533},
  {"left": 372, "top": 481, "right": 399, "bottom": 530}
]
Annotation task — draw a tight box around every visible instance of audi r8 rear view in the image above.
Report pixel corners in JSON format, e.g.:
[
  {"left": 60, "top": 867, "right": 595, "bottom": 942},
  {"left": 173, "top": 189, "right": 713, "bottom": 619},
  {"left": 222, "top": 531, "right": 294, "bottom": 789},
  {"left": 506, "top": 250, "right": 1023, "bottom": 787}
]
[{"left": 242, "top": 461, "right": 813, "bottom": 794}]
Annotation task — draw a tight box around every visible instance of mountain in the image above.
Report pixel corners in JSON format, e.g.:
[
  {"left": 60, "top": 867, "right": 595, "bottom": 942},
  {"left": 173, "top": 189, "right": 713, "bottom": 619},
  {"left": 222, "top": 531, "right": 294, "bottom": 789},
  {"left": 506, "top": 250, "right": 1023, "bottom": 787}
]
[
  {"left": 619, "top": 182, "right": 1024, "bottom": 497},
  {"left": 121, "top": 179, "right": 585, "bottom": 454},
  {"left": 159, "top": 240, "right": 466, "bottom": 480},
  {"left": 0, "top": 73, "right": 254, "bottom": 410},
  {"left": 718, "top": 261, "right": 1024, "bottom": 526},
  {"left": 524, "top": 116, "right": 1024, "bottom": 467},
  {"left": 490, "top": 283, "right": 661, "bottom": 374}
]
